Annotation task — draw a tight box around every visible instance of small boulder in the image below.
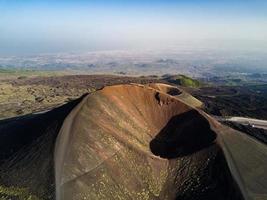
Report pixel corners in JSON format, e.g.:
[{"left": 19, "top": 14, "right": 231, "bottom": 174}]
[{"left": 35, "top": 96, "right": 44, "bottom": 102}]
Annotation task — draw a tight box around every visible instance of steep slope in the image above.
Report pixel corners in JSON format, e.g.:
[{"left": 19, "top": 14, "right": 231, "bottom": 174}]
[
  {"left": 0, "top": 95, "right": 86, "bottom": 199},
  {"left": 55, "top": 84, "right": 243, "bottom": 200},
  {"left": 218, "top": 125, "right": 267, "bottom": 200}
]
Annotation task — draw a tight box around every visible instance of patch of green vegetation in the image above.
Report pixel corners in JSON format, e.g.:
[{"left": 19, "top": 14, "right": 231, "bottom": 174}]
[
  {"left": 0, "top": 68, "right": 35, "bottom": 75},
  {"left": 223, "top": 79, "right": 243, "bottom": 86},
  {"left": 0, "top": 185, "right": 41, "bottom": 200},
  {"left": 0, "top": 67, "right": 64, "bottom": 78},
  {"left": 248, "top": 84, "right": 267, "bottom": 93},
  {"left": 167, "top": 75, "right": 203, "bottom": 88}
]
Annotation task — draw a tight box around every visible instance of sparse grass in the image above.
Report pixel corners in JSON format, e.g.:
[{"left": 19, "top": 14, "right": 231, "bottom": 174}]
[
  {"left": 0, "top": 83, "right": 91, "bottom": 119},
  {"left": 0, "top": 185, "right": 40, "bottom": 200},
  {"left": 0, "top": 74, "right": 160, "bottom": 119}
]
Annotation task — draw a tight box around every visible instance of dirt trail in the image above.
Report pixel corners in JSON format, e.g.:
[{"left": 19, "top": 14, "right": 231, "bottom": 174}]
[{"left": 226, "top": 117, "right": 267, "bottom": 130}]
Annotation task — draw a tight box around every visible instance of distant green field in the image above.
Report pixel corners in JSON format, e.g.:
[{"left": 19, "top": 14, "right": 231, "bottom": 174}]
[
  {"left": 0, "top": 68, "right": 36, "bottom": 74},
  {"left": 0, "top": 67, "right": 64, "bottom": 78},
  {"left": 166, "top": 74, "right": 203, "bottom": 88}
]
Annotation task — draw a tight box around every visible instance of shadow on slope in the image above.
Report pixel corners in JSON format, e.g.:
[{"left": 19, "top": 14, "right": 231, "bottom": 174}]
[
  {"left": 0, "top": 94, "right": 87, "bottom": 199},
  {"left": 150, "top": 110, "right": 217, "bottom": 158},
  {"left": 150, "top": 110, "right": 243, "bottom": 200}
]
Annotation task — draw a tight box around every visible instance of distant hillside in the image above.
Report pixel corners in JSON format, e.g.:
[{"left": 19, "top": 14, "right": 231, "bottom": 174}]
[
  {"left": 0, "top": 67, "right": 62, "bottom": 79},
  {"left": 164, "top": 74, "right": 203, "bottom": 88}
]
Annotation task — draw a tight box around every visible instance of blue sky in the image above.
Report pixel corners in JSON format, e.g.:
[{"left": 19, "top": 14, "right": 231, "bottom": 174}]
[{"left": 0, "top": 0, "right": 267, "bottom": 55}]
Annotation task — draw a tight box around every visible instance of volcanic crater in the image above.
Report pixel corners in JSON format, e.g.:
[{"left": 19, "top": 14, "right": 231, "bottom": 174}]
[{"left": 55, "top": 84, "right": 243, "bottom": 200}]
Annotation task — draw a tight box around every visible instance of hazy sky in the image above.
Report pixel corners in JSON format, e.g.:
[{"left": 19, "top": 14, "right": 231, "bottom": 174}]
[{"left": 0, "top": 0, "right": 267, "bottom": 55}]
